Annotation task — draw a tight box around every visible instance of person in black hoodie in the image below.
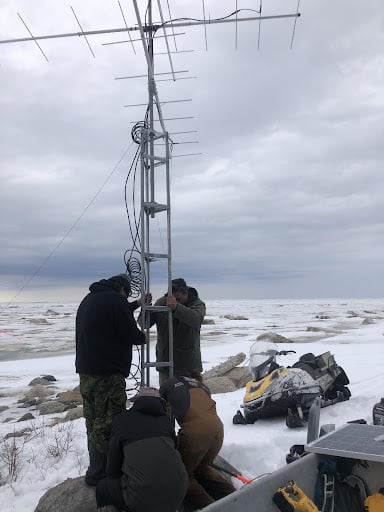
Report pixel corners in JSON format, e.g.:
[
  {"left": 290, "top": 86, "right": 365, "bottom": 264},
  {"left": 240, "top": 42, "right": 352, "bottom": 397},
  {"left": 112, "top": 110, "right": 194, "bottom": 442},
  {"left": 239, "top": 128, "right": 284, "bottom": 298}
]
[
  {"left": 96, "top": 387, "right": 188, "bottom": 512},
  {"left": 75, "top": 274, "right": 146, "bottom": 486}
]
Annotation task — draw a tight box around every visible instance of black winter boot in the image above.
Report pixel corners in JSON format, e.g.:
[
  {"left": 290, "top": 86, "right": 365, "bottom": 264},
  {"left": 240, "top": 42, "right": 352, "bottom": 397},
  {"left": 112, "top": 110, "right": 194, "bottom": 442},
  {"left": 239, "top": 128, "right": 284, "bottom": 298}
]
[{"left": 85, "top": 441, "right": 107, "bottom": 486}]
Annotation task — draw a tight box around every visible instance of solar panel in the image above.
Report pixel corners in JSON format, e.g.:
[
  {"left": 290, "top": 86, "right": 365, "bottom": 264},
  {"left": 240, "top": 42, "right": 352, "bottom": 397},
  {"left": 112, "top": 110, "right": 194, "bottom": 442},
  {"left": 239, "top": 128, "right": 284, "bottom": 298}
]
[{"left": 305, "top": 423, "right": 384, "bottom": 462}]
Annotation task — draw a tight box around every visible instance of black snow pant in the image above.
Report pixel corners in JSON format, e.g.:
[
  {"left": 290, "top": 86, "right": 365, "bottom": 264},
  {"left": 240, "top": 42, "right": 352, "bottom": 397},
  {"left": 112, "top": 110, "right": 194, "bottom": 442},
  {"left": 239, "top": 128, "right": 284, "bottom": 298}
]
[{"left": 96, "top": 476, "right": 130, "bottom": 511}]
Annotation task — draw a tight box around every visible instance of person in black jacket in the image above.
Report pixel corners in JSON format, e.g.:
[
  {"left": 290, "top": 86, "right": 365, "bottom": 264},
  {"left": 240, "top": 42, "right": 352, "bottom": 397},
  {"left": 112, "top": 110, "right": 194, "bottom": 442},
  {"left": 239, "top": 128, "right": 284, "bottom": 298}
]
[
  {"left": 96, "top": 387, "right": 188, "bottom": 512},
  {"left": 75, "top": 273, "right": 146, "bottom": 486}
]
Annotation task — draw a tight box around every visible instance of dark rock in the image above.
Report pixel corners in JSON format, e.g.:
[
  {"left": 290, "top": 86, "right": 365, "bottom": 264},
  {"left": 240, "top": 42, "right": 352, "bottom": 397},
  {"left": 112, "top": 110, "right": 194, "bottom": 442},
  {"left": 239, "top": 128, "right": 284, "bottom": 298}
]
[
  {"left": 42, "top": 375, "right": 57, "bottom": 382},
  {"left": 17, "top": 412, "right": 35, "bottom": 422},
  {"left": 34, "top": 459, "right": 236, "bottom": 512},
  {"left": 63, "top": 404, "right": 77, "bottom": 411},
  {"left": 29, "top": 318, "right": 50, "bottom": 325},
  {"left": 34, "top": 476, "right": 98, "bottom": 512},
  {"left": 4, "top": 427, "right": 32, "bottom": 440},
  {"left": 0, "top": 405, "right": 9, "bottom": 412},
  {"left": 28, "top": 378, "right": 51, "bottom": 387},
  {"left": 62, "top": 407, "right": 83, "bottom": 422},
  {"left": 17, "top": 399, "right": 37, "bottom": 408},
  {"left": 38, "top": 401, "right": 66, "bottom": 415}
]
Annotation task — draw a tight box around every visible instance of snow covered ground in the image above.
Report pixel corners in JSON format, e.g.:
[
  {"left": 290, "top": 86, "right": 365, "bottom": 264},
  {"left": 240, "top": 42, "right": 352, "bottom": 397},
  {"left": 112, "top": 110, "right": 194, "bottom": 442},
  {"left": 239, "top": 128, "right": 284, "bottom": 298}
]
[{"left": 0, "top": 298, "right": 383, "bottom": 511}]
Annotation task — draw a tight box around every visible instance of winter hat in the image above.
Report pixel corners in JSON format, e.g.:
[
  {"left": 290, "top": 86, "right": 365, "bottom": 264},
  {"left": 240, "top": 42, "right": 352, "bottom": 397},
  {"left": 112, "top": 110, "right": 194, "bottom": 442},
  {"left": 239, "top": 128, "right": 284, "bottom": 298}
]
[
  {"left": 108, "top": 274, "right": 131, "bottom": 295},
  {"left": 131, "top": 386, "right": 160, "bottom": 401},
  {"left": 172, "top": 278, "right": 187, "bottom": 292}
]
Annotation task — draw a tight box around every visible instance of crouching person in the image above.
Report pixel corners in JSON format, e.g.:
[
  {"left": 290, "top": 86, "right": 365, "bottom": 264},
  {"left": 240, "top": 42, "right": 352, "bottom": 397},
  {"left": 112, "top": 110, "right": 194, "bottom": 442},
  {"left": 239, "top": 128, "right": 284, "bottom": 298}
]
[
  {"left": 96, "top": 387, "right": 188, "bottom": 512},
  {"left": 160, "top": 371, "right": 236, "bottom": 511}
]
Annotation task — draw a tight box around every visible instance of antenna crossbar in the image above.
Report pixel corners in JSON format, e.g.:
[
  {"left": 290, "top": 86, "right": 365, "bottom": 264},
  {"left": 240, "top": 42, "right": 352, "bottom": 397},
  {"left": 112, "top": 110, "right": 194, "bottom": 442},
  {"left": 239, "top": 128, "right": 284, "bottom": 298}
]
[
  {"left": 0, "top": 13, "right": 300, "bottom": 45},
  {"left": 115, "top": 70, "right": 188, "bottom": 80}
]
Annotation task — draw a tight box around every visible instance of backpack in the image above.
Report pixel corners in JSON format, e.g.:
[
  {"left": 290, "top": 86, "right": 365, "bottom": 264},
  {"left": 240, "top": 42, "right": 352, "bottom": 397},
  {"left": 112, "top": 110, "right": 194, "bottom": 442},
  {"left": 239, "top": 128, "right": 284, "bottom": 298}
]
[{"left": 314, "top": 458, "right": 369, "bottom": 512}]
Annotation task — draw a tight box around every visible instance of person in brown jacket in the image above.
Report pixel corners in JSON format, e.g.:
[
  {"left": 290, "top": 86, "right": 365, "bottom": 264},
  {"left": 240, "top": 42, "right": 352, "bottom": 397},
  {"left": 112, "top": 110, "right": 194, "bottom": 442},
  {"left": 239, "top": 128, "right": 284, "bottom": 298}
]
[{"left": 160, "top": 371, "right": 236, "bottom": 510}]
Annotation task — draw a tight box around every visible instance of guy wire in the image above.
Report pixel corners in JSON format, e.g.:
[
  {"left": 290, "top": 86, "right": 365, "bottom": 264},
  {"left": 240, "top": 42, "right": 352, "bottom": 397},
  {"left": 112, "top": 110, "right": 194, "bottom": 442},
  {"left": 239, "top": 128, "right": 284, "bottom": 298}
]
[{"left": 3, "top": 142, "right": 135, "bottom": 309}]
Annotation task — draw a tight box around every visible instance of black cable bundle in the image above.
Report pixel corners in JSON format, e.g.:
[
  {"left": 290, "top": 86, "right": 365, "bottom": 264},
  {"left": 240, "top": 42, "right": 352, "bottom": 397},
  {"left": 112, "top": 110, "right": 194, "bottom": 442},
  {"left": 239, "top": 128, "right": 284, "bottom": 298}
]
[
  {"left": 124, "top": 251, "right": 142, "bottom": 298},
  {"left": 131, "top": 120, "right": 149, "bottom": 145}
]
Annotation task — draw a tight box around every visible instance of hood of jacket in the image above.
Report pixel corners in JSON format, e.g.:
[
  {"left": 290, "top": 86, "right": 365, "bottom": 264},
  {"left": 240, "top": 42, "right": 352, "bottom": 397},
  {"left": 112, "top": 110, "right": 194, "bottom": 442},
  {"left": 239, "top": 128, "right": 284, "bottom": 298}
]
[
  {"left": 89, "top": 279, "right": 121, "bottom": 294},
  {"left": 187, "top": 286, "right": 198, "bottom": 302},
  {"left": 132, "top": 396, "right": 167, "bottom": 417}
]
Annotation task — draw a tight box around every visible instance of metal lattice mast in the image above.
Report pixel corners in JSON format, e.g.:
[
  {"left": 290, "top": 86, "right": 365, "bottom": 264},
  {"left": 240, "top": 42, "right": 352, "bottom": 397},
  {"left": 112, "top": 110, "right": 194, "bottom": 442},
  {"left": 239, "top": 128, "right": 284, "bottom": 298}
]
[{"left": 133, "top": 0, "right": 174, "bottom": 386}]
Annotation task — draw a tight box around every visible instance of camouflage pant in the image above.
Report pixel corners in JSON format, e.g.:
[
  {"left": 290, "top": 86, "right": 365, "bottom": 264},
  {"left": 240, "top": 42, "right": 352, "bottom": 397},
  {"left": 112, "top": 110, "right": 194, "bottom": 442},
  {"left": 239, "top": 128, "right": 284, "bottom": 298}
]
[{"left": 79, "top": 374, "right": 127, "bottom": 454}]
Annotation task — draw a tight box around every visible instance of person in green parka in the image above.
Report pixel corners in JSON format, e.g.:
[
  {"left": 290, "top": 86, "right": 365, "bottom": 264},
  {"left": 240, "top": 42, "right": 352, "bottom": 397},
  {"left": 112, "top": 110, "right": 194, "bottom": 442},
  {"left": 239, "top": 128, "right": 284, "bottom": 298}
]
[{"left": 151, "top": 278, "right": 206, "bottom": 385}]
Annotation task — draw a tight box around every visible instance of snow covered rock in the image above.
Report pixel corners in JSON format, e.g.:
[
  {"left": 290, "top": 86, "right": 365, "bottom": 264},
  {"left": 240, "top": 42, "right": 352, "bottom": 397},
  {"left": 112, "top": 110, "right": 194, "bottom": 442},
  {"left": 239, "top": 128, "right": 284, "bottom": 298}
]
[
  {"left": 38, "top": 401, "right": 66, "bottom": 415},
  {"left": 204, "top": 376, "right": 237, "bottom": 394},
  {"left": 203, "top": 353, "right": 246, "bottom": 380},
  {"left": 256, "top": 332, "right": 293, "bottom": 343},
  {"left": 34, "top": 476, "right": 98, "bottom": 512}
]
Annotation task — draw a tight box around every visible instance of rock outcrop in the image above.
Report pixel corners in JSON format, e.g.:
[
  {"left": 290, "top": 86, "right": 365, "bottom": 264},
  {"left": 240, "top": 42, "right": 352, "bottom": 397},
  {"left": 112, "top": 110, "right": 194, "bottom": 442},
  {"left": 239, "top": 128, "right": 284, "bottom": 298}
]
[
  {"left": 256, "top": 332, "right": 293, "bottom": 344},
  {"left": 34, "top": 455, "right": 237, "bottom": 512},
  {"left": 202, "top": 353, "right": 251, "bottom": 393}
]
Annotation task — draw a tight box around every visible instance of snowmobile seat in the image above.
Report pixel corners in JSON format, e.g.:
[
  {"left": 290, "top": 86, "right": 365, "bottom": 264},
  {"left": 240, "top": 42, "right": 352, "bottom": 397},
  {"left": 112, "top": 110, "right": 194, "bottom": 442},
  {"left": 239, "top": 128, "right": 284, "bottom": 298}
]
[{"left": 292, "top": 353, "right": 318, "bottom": 379}]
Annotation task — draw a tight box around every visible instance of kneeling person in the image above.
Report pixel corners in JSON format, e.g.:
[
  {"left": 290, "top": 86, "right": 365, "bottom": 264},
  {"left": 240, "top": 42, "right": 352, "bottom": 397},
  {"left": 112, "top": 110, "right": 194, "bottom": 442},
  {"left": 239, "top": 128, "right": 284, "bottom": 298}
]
[
  {"left": 96, "top": 387, "right": 188, "bottom": 512},
  {"left": 160, "top": 371, "right": 236, "bottom": 510}
]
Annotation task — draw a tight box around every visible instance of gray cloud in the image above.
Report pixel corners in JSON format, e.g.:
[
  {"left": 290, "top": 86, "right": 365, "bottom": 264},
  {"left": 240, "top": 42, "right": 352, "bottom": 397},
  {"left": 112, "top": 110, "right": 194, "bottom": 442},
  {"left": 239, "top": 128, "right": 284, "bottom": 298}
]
[{"left": 1, "top": 0, "right": 383, "bottom": 302}]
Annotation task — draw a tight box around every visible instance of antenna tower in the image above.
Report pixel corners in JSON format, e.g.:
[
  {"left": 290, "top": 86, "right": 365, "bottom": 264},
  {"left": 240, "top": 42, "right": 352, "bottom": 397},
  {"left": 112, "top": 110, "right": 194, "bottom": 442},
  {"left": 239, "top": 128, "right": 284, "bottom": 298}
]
[{"left": 0, "top": 1, "right": 301, "bottom": 387}]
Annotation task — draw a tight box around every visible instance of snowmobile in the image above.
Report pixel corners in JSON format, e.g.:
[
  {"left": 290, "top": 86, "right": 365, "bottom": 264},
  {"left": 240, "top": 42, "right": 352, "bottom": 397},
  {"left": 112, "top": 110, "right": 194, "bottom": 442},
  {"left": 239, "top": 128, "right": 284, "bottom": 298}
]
[{"left": 233, "top": 341, "right": 351, "bottom": 427}]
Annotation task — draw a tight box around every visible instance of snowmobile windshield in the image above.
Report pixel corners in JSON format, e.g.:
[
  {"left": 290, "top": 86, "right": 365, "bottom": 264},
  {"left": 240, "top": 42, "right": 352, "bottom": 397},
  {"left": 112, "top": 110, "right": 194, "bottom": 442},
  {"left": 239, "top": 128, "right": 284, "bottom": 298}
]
[{"left": 249, "top": 341, "right": 278, "bottom": 381}]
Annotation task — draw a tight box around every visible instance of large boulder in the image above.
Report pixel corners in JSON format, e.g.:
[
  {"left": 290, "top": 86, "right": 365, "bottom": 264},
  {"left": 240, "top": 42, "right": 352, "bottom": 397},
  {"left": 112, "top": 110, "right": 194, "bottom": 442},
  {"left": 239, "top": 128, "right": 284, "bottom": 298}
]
[
  {"left": 34, "top": 476, "right": 99, "bottom": 512},
  {"left": 24, "top": 385, "right": 54, "bottom": 400},
  {"left": 222, "top": 314, "right": 249, "bottom": 320},
  {"left": 256, "top": 332, "right": 293, "bottom": 344},
  {"left": 224, "top": 367, "right": 252, "bottom": 388},
  {"left": 204, "top": 376, "right": 237, "bottom": 394},
  {"left": 34, "top": 457, "right": 238, "bottom": 512},
  {"left": 38, "top": 401, "right": 66, "bottom": 415},
  {"left": 56, "top": 391, "right": 83, "bottom": 405},
  {"left": 28, "top": 378, "right": 53, "bottom": 387},
  {"left": 62, "top": 407, "right": 83, "bottom": 422},
  {"left": 202, "top": 353, "right": 246, "bottom": 380}
]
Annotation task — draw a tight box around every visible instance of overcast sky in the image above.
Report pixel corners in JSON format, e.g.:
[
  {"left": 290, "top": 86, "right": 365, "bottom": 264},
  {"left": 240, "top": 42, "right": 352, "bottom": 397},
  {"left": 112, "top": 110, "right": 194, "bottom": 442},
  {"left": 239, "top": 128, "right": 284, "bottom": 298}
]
[{"left": 0, "top": 0, "right": 383, "bottom": 303}]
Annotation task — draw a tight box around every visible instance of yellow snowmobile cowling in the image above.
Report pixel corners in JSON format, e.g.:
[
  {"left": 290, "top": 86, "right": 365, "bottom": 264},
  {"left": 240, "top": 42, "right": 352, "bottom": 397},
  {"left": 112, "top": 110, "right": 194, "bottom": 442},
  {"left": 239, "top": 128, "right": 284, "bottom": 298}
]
[
  {"left": 241, "top": 367, "right": 321, "bottom": 424},
  {"left": 244, "top": 368, "right": 292, "bottom": 403}
]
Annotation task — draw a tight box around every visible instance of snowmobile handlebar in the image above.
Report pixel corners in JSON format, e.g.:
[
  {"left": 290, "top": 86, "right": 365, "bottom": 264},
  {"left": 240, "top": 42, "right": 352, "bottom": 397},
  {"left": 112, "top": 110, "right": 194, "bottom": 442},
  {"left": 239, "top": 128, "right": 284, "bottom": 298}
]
[{"left": 277, "top": 350, "right": 296, "bottom": 356}]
